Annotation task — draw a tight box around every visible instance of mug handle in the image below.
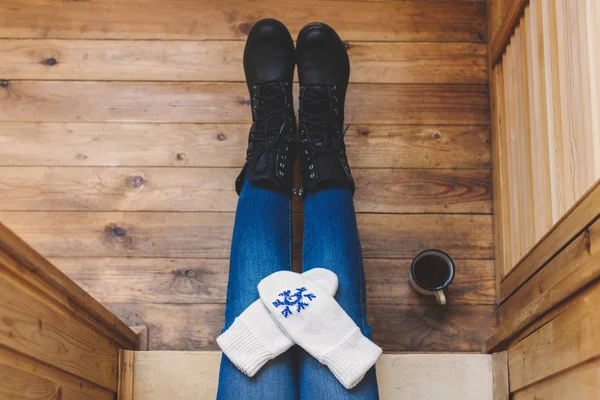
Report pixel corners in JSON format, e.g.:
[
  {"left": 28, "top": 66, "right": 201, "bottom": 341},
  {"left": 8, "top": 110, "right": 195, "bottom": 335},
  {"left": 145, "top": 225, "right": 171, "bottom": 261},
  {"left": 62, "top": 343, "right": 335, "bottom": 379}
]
[{"left": 434, "top": 290, "right": 446, "bottom": 305}]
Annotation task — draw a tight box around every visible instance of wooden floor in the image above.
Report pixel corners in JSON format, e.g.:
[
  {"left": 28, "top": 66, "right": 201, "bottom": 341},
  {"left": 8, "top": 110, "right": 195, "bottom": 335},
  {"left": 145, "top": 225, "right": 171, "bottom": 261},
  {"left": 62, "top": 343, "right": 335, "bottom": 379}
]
[{"left": 0, "top": 0, "right": 493, "bottom": 352}]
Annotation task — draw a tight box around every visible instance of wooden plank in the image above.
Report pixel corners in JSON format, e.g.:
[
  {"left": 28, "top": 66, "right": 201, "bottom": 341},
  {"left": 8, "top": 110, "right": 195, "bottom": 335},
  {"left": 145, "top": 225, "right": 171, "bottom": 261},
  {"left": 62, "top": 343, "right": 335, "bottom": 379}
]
[
  {"left": 0, "top": 254, "right": 120, "bottom": 391},
  {"left": 504, "top": 40, "right": 522, "bottom": 268},
  {"left": 53, "top": 258, "right": 494, "bottom": 306},
  {"left": 0, "top": 0, "right": 486, "bottom": 42},
  {"left": 117, "top": 350, "right": 134, "bottom": 400},
  {"left": 0, "top": 346, "right": 114, "bottom": 400},
  {"left": 488, "top": 0, "right": 508, "bottom": 45},
  {"left": 507, "top": 279, "right": 600, "bottom": 391},
  {"left": 499, "top": 179, "right": 600, "bottom": 302},
  {"left": 0, "top": 212, "right": 494, "bottom": 259},
  {"left": 512, "top": 358, "right": 600, "bottom": 399},
  {"left": 0, "top": 81, "right": 490, "bottom": 125},
  {"left": 0, "top": 223, "right": 138, "bottom": 348},
  {"left": 0, "top": 123, "right": 491, "bottom": 169},
  {"left": 488, "top": 218, "right": 600, "bottom": 351},
  {"left": 107, "top": 303, "right": 494, "bottom": 352},
  {"left": 490, "top": 0, "right": 529, "bottom": 66},
  {"left": 365, "top": 259, "right": 495, "bottom": 305},
  {"left": 518, "top": 10, "right": 536, "bottom": 254},
  {"left": 491, "top": 64, "right": 511, "bottom": 287},
  {"left": 369, "top": 304, "right": 495, "bottom": 352},
  {"left": 132, "top": 351, "right": 494, "bottom": 400},
  {"left": 492, "top": 352, "right": 509, "bottom": 400},
  {"left": 527, "top": 0, "right": 553, "bottom": 242},
  {"left": 0, "top": 40, "right": 488, "bottom": 85},
  {"left": 0, "top": 167, "right": 491, "bottom": 214},
  {"left": 0, "top": 363, "right": 60, "bottom": 400},
  {"left": 541, "top": 0, "right": 565, "bottom": 222}
]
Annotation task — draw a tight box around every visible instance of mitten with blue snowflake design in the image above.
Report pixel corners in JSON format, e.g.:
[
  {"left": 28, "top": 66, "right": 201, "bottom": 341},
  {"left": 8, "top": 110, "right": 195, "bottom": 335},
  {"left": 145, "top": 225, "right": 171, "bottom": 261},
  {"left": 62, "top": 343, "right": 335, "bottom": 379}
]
[
  {"left": 258, "top": 270, "right": 382, "bottom": 390},
  {"left": 217, "top": 268, "right": 338, "bottom": 377}
]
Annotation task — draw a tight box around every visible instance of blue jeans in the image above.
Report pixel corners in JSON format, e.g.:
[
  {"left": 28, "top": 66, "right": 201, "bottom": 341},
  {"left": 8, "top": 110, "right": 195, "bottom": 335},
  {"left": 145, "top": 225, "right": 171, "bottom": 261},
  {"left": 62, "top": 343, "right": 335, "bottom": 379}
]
[{"left": 217, "top": 179, "right": 379, "bottom": 399}]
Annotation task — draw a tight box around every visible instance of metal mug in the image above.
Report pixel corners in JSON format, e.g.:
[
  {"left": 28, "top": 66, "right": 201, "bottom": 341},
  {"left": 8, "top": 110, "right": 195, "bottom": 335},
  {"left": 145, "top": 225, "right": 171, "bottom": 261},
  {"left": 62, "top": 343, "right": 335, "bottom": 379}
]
[{"left": 409, "top": 249, "right": 455, "bottom": 305}]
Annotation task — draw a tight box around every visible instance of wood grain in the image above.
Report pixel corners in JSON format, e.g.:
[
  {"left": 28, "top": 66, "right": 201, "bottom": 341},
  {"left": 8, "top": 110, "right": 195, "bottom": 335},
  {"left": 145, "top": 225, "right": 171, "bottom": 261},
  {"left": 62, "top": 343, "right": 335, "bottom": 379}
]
[
  {"left": 489, "top": 218, "right": 600, "bottom": 351},
  {"left": 132, "top": 352, "right": 494, "bottom": 400},
  {"left": 0, "top": 223, "right": 138, "bottom": 349},
  {"left": 0, "top": 253, "right": 119, "bottom": 391},
  {"left": 507, "top": 279, "right": 600, "bottom": 391},
  {"left": 0, "top": 346, "right": 114, "bottom": 400},
  {"left": 0, "top": 363, "right": 59, "bottom": 400},
  {"left": 0, "top": 212, "right": 494, "bottom": 259},
  {"left": 52, "top": 258, "right": 494, "bottom": 306},
  {"left": 0, "top": 81, "right": 490, "bottom": 125},
  {"left": 0, "top": 123, "right": 491, "bottom": 169},
  {"left": 499, "top": 180, "right": 600, "bottom": 302},
  {"left": 0, "top": 0, "right": 486, "bottom": 42},
  {"left": 0, "top": 167, "right": 491, "bottom": 214},
  {"left": 512, "top": 358, "right": 600, "bottom": 399},
  {"left": 117, "top": 350, "right": 134, "bottom": 400},
  {"left": 369, "top": 304, "right": 495, "bottom": 352},
  {"left": 0, "top": 40, "right": 487, "bottom": 85}
]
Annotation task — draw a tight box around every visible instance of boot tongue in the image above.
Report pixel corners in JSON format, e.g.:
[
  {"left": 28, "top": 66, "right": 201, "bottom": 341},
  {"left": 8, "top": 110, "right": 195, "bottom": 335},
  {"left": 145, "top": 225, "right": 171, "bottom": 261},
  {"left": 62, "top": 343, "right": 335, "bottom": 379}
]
[{"left": 303, "top": 85, "right": 331, "bottom": 115}]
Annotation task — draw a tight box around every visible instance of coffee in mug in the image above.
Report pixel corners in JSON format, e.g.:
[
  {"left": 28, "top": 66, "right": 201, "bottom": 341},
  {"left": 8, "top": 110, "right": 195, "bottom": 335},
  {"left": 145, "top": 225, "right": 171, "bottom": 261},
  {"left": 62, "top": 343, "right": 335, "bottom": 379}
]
[{"left": 409, "top": 249, "right": 455, "bottom": 305}]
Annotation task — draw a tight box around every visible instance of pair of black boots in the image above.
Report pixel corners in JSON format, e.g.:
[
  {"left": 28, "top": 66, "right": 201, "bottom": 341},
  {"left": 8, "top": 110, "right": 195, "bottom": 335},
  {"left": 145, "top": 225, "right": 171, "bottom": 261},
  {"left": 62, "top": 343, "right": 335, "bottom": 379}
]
[{"left": 235, "top": 19, "right": 354, "bottom": 196}]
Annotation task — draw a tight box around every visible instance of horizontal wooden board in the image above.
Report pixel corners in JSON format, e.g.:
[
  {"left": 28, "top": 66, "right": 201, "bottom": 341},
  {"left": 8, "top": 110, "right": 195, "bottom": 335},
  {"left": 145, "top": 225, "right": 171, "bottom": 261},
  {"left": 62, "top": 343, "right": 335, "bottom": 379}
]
[
  {"left": 106, "top": 302, "right": 494, "bottom": 352},
  {"left": 0, "top": 346, "right": 115, "bottom": 400},
  {"left": 0, "top": 81, "right": 490, "bottom": 125},
  {"left": 488, "top": 218, "right": 600, "bottom": 351},
  {"left": 369, "top": 304, "right": 495, "bottom": 352},
  {"left": 0, "top": 363, "right": 59, "bottom": 399},
  {"left": 132, "top": 351, "right": 494, "bottom": 400},
  {"left": 52, "top": 258, "right": 494, "bottom": 306},
  {"left": 0, "top": 40, "right": 487, "bottom": 85},
  {"left": 366, "top": 259, "right": 495, "bottom": 305},
  {"left": 512, "top": 358, "right": 600, "bottom": 400},
  {"left": 507, "top": 279, "right": 600, "bottom": 391},
  {"left": 0, "top": 254, "right": 119, "bottom": 391},
  {"left": 0, "top": 0, "right": 486, "bottom": 42},
  {"left": 0, "top": 167, "right": 492, "bottom": 213},
  {"left": 0, "top": 123, "right": 491, "bottom": 169},
  {"left": 0, "top": 212, "right": 494, "bottom": 259}
]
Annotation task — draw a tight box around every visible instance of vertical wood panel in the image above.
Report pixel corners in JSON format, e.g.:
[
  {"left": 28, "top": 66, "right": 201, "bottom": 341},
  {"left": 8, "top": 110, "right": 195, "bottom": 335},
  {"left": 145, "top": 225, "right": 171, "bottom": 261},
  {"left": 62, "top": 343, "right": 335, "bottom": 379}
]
[
  {"left": 587, "top": 0, "right": 600, "bottom": 180},
  {"left": 527, "top": 1, "right": 553, "bottom": 243}
]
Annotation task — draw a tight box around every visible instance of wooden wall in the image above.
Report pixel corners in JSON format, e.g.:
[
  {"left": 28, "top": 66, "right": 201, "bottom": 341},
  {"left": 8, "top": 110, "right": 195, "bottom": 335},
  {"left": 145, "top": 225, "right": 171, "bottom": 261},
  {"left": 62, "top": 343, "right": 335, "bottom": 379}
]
[
  {"left": 0, "top": 0, "right": 494, "bottom": 352},
  {"left": 489, "top": 0, "right": 600, "bottom": 293},
  {"left": 0, "top": 223, "right": 138, "bottom": 399},
  {"left": 488, "top": 0, "right": 600, "bottom": 397}
]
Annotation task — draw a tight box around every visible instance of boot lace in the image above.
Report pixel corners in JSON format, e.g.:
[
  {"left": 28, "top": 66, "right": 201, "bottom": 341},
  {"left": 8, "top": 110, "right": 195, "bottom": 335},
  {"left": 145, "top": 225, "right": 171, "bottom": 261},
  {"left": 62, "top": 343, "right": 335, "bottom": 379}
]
[
  {"left": 299, "top": 84, "right": 349, "bottom": 165},
  {"left": 246, "top": 80, "right": 294, "bottom": 174}
]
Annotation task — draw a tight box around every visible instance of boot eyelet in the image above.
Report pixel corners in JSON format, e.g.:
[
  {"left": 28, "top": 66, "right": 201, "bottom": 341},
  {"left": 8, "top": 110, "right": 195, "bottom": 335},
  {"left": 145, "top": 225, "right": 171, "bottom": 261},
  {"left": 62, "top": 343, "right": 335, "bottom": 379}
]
[
  {"left": 332, "top": 84, "right": 337, "bottom": 90},
  {"left": 279, "top": 162, "right": 285, "bottom": 168},
  {"left": 284, "top": 82, "right": 289, "bottom": 86},
  {"left": 281, "top": 155, "right": 287, "bottom": 160},
  {"left": 310, "top": 173, "right": 315, "bottom": 178},
  {"left": 304, "top": 150, "right": 309, "bottom": 155},
  {"left": 308, "top": 164, "right": 314, "bottom": 170},
  {"left": 279, "top": 171, "right": 285, "bottom": 176},
  {"left": 284, "top": 146, "right": 289, "bottom": 151}
]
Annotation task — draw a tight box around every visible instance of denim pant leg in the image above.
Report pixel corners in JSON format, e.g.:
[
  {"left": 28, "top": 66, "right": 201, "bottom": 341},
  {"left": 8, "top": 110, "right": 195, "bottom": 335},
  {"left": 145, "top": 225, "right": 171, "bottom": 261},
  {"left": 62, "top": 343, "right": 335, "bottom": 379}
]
[
  {"left": 216, "top": 179, "right": 298, "bottom": 400},
  {"left": 299, "top": 188, "right": 379, "bottom": 400}
]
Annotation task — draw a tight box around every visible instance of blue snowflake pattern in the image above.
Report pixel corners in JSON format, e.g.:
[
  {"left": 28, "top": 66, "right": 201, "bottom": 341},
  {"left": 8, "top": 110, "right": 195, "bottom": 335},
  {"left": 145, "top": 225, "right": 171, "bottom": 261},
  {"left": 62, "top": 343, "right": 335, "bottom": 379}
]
[{"left": 272, "top": 287, "right": 317, "bottom": 318}]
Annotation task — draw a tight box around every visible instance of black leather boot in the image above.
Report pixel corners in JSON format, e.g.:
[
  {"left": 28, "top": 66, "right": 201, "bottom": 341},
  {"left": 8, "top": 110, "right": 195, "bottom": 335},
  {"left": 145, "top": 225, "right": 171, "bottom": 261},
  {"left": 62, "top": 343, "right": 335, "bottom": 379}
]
[
  {"left": 235, "top": 18, "right": 297, "bottom": 195},
  {"left": 296, "top": 22, "right": 354, "bottom": 195}
]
